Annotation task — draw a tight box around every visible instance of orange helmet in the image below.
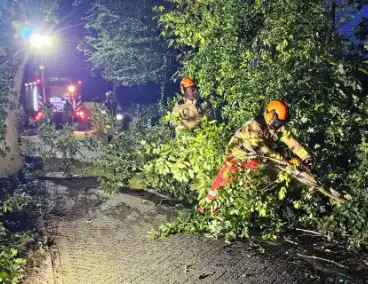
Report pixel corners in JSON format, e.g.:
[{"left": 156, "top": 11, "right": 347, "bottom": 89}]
[
  {"left": 264, "top": 100, "right": 288, "bottom": 126},
  {"left": 180, "top": 77, "right": 196, "bottom": 94}
]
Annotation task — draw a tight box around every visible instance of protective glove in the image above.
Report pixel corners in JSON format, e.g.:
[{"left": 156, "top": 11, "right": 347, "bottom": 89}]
[
  {"left": 302, "top": 157, "right": 313, "bottom": 169},
  {"left": 289, "top": 158, "right": 300, "bottom": 166},
  {"left": 197, "top": 197, "right": 217, "bottom": 214}
]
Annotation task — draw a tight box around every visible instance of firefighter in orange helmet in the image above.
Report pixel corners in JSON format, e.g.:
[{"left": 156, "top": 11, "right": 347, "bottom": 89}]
[
  {"left": 199, "top": 100, "right": 312, "bottom": 212},
  {"left": 171, "top": 77, "right": 214, "bottom": 131}
]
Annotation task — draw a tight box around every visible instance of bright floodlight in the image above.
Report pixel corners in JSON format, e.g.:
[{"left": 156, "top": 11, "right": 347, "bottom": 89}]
[
  {"left": 30, "top": 34, "right": 53, "bottom": 48},
  {"left": 116, "top": 114, "right": 123, "bottom": 120},
  {"left": 68, "top": 85, "right": 76, "bottom": 93}
]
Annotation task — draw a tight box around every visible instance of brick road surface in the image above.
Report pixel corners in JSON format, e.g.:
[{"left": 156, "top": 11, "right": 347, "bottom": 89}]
[{"left": 27, "top": 178, "right": 366, "bottom": 284}]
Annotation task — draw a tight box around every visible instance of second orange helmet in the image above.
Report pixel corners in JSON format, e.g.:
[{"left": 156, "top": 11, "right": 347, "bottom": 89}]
[{"left": 180, "top": 77, "right": 196, "bottom": 94}]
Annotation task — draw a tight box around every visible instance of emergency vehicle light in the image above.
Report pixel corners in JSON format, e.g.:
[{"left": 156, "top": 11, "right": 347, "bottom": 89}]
[
  {"left": 35, "top": 111, "right": 43, "bottom": 121},
  {"left": 76, "top": 110, "right": 86, "bottom": 120},
  {"left": 68, "top": 85, "right": 76, "bottom": 93}
]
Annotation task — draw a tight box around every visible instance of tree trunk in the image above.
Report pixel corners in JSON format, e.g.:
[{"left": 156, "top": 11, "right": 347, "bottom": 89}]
[
  {"left": 0, "top": 56, "right": 28, "bottom": 177},
  {"left": 160, "top": 55, "right": 169, "bottom": 104},
  {"left": 331, "top": 1, "right": 336, "bottom": 39}
]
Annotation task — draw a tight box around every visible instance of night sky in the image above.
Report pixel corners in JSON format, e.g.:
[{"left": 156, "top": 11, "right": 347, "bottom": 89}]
[{"left": 25, "top": 2, "right": 368, "bottom": 107}]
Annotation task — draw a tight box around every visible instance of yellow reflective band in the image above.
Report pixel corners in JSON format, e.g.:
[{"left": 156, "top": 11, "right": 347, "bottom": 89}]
[{"left": 297, "top": 148, "right": 309, "bottom": 160}]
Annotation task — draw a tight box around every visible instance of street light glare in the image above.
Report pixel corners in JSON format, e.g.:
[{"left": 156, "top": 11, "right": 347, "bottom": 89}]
[
  {"left": 68, "top": 85, "right": 76, "bottom": 93},
  {"left": 30, "top": 33, "right": 53, "bottom": 48}
]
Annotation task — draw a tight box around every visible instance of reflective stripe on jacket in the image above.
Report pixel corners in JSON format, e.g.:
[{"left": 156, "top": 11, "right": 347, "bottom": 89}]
[
  {"left": 171, "top": 98, "right": 211, "bottom": 131},
  {"left": 228, "top": 116, "right": 310, "bottom": 163}
]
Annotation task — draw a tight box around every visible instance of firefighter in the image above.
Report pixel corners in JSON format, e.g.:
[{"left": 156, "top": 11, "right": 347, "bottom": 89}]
[
  {"left": 171, "top": 77, "right": 214, "bottom": 132},
  {"left": 43, "top": 102, "right": 57, "bottom": 123},
  {"left": 199, "top": 100, "right": 312, "bottom": 212},
  {"left": 63, "top": 99, "right": 73, "bottom": 124}
]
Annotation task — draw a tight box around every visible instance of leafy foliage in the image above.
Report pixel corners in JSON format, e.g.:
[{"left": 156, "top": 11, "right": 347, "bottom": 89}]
[
  {"left": 83, "top": 101, "right": 114, "bottom": 138},
  {"left": 0, "top": 173, "right": 46, "bottom": 283},
  {"left": 150, "top": 162, "right": 305, "bottom": 241},
  {"left": 90, "top": 103, "right": 172, "bottom": 193},
  {"left": 46, "top": 0, "right": 368, "bottom": 250},
  {"left": 79, "top": 0, "right": 176, "bottom": 88},
  {"left": 24, "top": 118, "right": 99, "bottom": 175},
  {"left": 157, "top": 0, "right": 368, "bottom": 185},
  {"left": 318, "top": 140, "right": 368, "bottom": 248},
  {"left": 141, "top": 0, "right": 368, "bottom": 247},
  {"left": 143, "top": 118, "right": 228, "bottom": 201}
]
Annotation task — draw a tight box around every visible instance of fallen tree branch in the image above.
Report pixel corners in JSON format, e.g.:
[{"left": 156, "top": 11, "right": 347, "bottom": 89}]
[{"left": 296, "top": 253, "right": 348, "bottom": 269}]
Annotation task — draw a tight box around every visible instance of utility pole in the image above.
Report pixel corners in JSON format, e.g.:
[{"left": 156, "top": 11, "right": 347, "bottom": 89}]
[
  {"left": 39, "top": 62, "right": 46, "bottom": 104},
  {"left": 113, "top": 80, "right": 116, "bottom": 98}
]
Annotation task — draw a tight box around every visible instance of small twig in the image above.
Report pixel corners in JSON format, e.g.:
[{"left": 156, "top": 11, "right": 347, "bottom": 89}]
[
  {"left": 296, "top": 253, "right": 348, "bottom": 269},
  {"left": 283, "top": 237, "right": 299, "bottom": 246},
  {"left": 295, "top": 228, "right": 326, "bottom": 237},
  {"left": 259, "top": 181, "right": 279, "bottom": 193}
]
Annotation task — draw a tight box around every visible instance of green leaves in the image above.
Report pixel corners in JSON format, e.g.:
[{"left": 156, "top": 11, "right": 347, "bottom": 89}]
[
  {"left": 88, "top": 104, "right": 172, "bottom": 193},
  {"left": 143, "top": 118, "right": 228, "bottom": 200},
  {"left": 278, "top": 187, "right": 287, "bottom": 200},
  {"left": 148, "top": 0, "right": 368, "bottom": 247},
  {"left": 0, "top": 174, "right": 44, "bottom": 284},
  {"left": 29, "top": 119, "right": 99, "bottom": 175},
  {"left": 0, "top": 248, "right": 26, "bottom": 284},
  {"left": 79, "top": 0, "right": 176, "bottom": 88},
  {"left": 73, "top": 0, "right": 368, "bottom": 249}
]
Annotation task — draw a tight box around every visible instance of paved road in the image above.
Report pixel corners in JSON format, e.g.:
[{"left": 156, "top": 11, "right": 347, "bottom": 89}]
[{"left": 24, "top": 178, "right": 366, "bottom": 284}]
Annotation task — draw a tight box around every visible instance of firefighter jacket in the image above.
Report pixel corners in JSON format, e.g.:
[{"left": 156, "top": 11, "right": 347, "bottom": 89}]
[
  {"left": 228, "top": 115, "right": 310, "bottom": 164},
  {"left": 171, "top": 97, "right": 213, "bottom": 131}
]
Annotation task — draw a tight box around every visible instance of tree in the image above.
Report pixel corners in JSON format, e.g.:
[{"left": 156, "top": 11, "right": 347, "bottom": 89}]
[
  {"left": 0, "top": 0, "right": 59, "bottom": 177},
  {"left": 142, "top": 0, "right": 368, "bottom": 245},
  {"left": 158, "top": 0, "right": 368, "bottom": 185},
  {"left": 356, "top": 17, "right": 368, "bottom": 40},
  {"left": 78, "top": 0, "right": 177, "bottom": 96}
]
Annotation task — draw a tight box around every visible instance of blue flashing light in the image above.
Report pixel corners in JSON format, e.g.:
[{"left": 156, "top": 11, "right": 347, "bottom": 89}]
[{"left": 20, "top": 27, "right": 32, "bottom": 39}]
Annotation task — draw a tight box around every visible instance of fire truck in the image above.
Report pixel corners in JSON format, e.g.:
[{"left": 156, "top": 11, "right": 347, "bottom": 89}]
[{"left": 23, "top": 76, "right": 88, "bottom": 127}]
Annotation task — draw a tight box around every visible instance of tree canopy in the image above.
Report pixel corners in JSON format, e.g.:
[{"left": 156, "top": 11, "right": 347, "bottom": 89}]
[
  {"left": 157, "top": 0, "right": 368, "bottom": 184},
  {"left": 102, "top": 0, "right": 368, "bottom": 246},
  {"left": 79, "top": 0, "right": 176, "bottom": 88}
]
